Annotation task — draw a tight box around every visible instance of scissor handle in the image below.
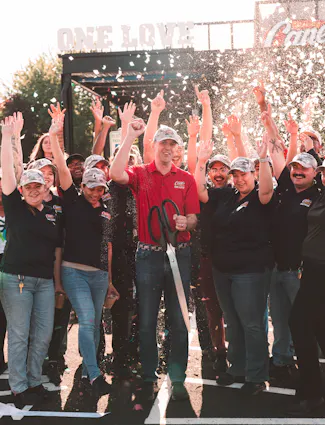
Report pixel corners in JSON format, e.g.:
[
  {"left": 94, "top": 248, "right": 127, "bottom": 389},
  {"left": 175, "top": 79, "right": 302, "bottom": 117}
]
[
  {"left": 148, "top": 205, "right": 167, "bottom": 250},
  {"left": 162, "top": 199, "right": 180, "bottom": 247}
]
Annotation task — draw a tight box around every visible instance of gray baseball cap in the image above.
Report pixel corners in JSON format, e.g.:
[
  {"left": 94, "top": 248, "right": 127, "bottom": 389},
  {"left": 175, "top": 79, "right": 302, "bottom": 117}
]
[
  {"left": 27, "top": 158, "right": 57, "bottom": 174},
  {"left": 209, "top": 154, "right": 231, "bottom": 169},
  {"left": 84, "top": 155, "right": 109, "bottom": 170},
  {"left": 289, "top": 152, "right": 317, "bottom": 169},
  {"left": 228, "top": 157, "right": 255, "bottom": 174},
  {"left": 19, "top": 169, "right": 45, "bottom": 187},
  {"left": 316, "top": 160, "right": 325, "bottom": 173},
  {"left": 153, "top": 125, "right": 183, "bottom": 146},
  {"left": 82, "top": 168, "right": 107, "bottom": 189}
]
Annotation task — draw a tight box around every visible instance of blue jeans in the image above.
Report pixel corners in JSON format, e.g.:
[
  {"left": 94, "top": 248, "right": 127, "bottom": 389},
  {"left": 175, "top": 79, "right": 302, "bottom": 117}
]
[
  {"left": 270, "top": 268, "right": 300, "bottom": 366},
  {"left": 61, "top": 266, "right": 108, "bottom": 381},
  {"left": 0, "top": 272, "right": 54, "bottom": 393},
  {"left": 212, "top": 268, "right": 270, "bottom": 382},
  {"left": 136, "top": 246, "right": 191, "bottom": 383}
]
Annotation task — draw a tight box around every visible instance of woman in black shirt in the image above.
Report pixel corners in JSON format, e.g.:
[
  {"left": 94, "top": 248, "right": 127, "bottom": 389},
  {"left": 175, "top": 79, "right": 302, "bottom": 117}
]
[
  {"left": 0, "top": 115, "right": 62, "bottom": 407},
  {"left": 195, "top": 139, "right": 274, "bottom": 396},
  {"left": 288, "top": 160, "right": 325, "bottom": 415},
  {"left": 49, "top": 114, "right": 117, "bottom": 396}
]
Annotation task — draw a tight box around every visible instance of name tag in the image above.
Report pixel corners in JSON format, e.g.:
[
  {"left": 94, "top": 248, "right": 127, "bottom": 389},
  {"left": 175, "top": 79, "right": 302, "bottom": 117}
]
[
  {"left": 300, "top": 199, "right": 312, "bottom": 208},
  {"left": 101, "top": 211, "right": 111, "bottom": 220},
  {"left": 174, "top": 181, "right": 185, "bottom": 189},
  {"left": 46, "top": 214, "right": 56, "bottom": 222},
  {"left": 53, "top": 205, "right": 62, "bottom": 213},
  {"left": 236, "top": 201, "right": 249, "bottom": 212},
  {"left": 102, "top": 193, "right": 111, "bottom": 201}
]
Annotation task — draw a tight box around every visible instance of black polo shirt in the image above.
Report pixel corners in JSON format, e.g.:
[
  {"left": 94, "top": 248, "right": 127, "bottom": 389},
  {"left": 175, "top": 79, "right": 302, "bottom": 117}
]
[
  {"left": 1, "top": 189, "right": 63, "bottom": 279},
  {"left": 62, "top": 184, "right": 113, "bottom": 271},
  {"left": 272, "top": 167, "right": 321, "bottom": 271},
  {"left": 206, "top": 186, "right": 274, "bottom": 273},
  {"left": 302, "top": 190, "right": 325, "bottom": 265}
]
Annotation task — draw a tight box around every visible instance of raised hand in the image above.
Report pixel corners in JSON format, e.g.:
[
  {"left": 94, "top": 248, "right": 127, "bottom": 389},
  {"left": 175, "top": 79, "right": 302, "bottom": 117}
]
[
  {"left": 118, "top": 101, "right": 136, "bottom": 123},
  {"left": 253, "top": 81, "right": 266, "bottom": 105},
  {"left": 186, "top": 115, "right": 200, "bottom": 137},
  {"left": 49, "top": 115, "right": 64, "bottom": 136},
  {"left": 257, "top": 133, "right": 269, "bottom": 159},
  {"left": 48, "top": 102, "right": 66, "bottom": 120},
  {"left": 102, "top": 115, "right": 116, "bottom": 128},
  {"left": 195, "top": 85, "right": 210, "bottom": 106},
  {"left": 12, "top": 112, "right": 24, "bottom": 135},
  {"left": 90, "top": 98, "right": 104, "bottom": 122},
  {"left": 227, "top": 114, "right": 242, "bottom": 137},
  {"left": 151, "top": 90, "right": 165, "bottom": 113},
  {"left": 222, "top": 122, "right": 233, "bottom": 138},
  {"left": 0, "top": 116, "right": 14, "bottom": 137},
  {"left": 299, "top": 133, "right": 314, "bottom": 152},
  {"left": 197, "top": 139, "right": 214, "bottom": 164},
  {"left": 126, "top": 119, "right": 146, "bottom": 139},
  {"left": 284, "top": 113, "right": 298, "bottom": 135}
]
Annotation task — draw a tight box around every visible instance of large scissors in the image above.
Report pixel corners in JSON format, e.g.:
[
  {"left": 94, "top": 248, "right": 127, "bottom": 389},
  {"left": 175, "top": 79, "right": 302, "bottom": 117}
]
[{"left": 148, "top": 199, "right": 190, "bottom": 332}]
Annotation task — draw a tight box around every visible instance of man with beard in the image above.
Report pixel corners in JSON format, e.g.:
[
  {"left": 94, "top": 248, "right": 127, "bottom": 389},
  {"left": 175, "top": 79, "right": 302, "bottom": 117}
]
[
  {"left": 261, "top": 108, "right": 321, "bottom": 380},
  {"left": 66, "top": 154, "right": 85, "bottom": 192}
]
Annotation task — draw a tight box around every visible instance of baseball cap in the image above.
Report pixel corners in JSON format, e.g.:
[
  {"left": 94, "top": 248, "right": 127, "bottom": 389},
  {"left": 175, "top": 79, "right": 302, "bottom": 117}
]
[
  {"left": 82, "top": 168, "right": 107, "bottom": 189},
  {"left": 153, "top": 125, "right": 183, "bottom": 146},
  {"left": 66, "top": 153, "right": 85, "bottom": 166},
  {"left": 84, "top": 154, "right": 109, "bottom": 170},
  {"left": 19, "top": 169, "right": 45, "bottom": 187},
  {"left": 209, "top": 154, "right": 231, "bottom": 169},
  {"left": 27, "top": 158, "right": 57, "bottom": 174},
  {"left": 316, "top": 160, "right": 325, "bottom": 173},
  {"left": 300, "top": 126, "right": 322, "bottom": 145},
  {"left": 253, "top": 156, "right": 273, "bottom": 167},
  {"left": 228, "top": 157, "right": 255, "bottom": 174},
  {"left": 288, "top": 152, "right": 317, "bottom": 169}
]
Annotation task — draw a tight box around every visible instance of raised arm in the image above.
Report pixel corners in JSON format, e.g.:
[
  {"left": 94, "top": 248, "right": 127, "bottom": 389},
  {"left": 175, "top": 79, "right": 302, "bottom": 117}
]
[
  {"left": 90, "top": 98, "right": 104, "bottom": 143},
  {"left": 194, "top": 139, "right": 214, "bottom": 203},
  {"left": 284, "top": 113, "right": 299, "bottom": 166},
  {"left": 48, "top": 103, "right": 66, "bottom": 152},
  {"left": 253, "top": 81, "right": 267, "bottom": 113},
  {"left": 11, "top": 112, "right": 24, "bottom": 183},
  {"left": 1, "top": 116, "right": 17, "bottom": 195},
  {"left": 143, "top": 90, "right": 165, "bottom": 164},
  {"left": 257, "top": 133, "right": 274, "bottom": 204},
  {"left": 118, "top": 101, "right": 136, "bottom": 142},
  {"left": 227, "top": 115, "right": 247, "bottom": 158},
  {"left": 222, "top": 121, "right": 237, "bottom": 161},
  {"left": 49, "top": 115, "right": 72, "bottom": 191},
  {"left": 110, "top": 119, "right": 146, "bottom": 185},
  {"left": 261, "top": 106, "right": 286, "bottom": 180},
  {"left": 195, "top": 86, "right": 212, "bottom": 142},
  {"left": 186, "top": 115, "right": 200, "bottom": 175},
  {"left": 92, "top": 115, "right": 116, "bottom": 155}
]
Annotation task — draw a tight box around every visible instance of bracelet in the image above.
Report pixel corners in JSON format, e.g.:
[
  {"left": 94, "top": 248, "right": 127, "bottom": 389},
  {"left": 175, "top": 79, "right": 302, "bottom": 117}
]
[{"left": 259, "top": 157, "right": 269, "bottom": 163}]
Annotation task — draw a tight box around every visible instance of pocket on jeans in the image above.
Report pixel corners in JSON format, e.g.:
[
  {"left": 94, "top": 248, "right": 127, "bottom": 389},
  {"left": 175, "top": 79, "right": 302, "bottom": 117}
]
[{"left": 136, "top": 249, "right": 152, "bottom": 261}]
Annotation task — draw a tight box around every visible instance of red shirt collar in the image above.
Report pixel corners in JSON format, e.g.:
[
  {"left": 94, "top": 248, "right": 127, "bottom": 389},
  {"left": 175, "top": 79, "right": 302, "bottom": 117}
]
[{"left": 147, "top": 161, "right": 178, "bottom": 174}]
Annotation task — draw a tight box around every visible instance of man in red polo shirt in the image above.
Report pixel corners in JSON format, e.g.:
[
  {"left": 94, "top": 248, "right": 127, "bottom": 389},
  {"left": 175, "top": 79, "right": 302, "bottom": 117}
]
[{"left": 110, "top": 119, "right": 199, "bottom": 401}]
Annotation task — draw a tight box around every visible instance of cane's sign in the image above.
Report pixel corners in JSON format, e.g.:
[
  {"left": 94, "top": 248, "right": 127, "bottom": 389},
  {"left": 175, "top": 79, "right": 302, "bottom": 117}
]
[{"left": 264, "top": 19, "right": 325, "bottom": 47}]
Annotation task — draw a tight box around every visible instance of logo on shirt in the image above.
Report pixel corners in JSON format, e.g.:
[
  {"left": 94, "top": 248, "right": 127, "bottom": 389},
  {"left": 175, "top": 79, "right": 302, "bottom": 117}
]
[
  {"left": 236, "top": 201, "right": 249, "bottom": 212},
  {"left": 300, "top": 199, "right": 312, "bottom": 208},
  {"left": 53, "top": 205, "right": 62, "bottom": 213},
  {"left": 102, "top": 193, "right": 111, "bottom": 202},
  {"left": 101, "top": 211, "right": 111, "bottom": 220},
  {"left": 46, "top": 214, "right": 56, "bottom": 223},
  {"left": 174, "top": 181, "right": 185, "bottom": 189}
]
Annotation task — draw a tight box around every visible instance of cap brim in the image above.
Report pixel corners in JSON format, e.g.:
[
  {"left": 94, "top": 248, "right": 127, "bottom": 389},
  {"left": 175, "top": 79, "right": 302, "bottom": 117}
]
[
  {"left": 155, "top": 137, "right": 183, "bottom": 146},
  {"left": 84, "top": 182, "right": 107, "bottom": 189},
  {"left": 228, "top": 167, "right": 253, "bottom": 174},
  {"left": 209, "top": 160, "right": 230, "bottom": 169},
  {"left": 316, "top": 166, "right": 325, "bottom": 173},
  {"left": 289, "top": 160, "right": 315, "bottom": 169},
  {"left": 66, "top": 154, "right": 85, "bottom": 164},
  {"left": 20, "top": 179, "right": 45, "bottom": 187}
]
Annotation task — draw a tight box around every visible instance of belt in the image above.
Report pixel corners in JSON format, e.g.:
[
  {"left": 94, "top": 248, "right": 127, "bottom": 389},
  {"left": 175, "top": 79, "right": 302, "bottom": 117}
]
[{"left": 137, "top": 242, "right": 190, "bottom": 252}]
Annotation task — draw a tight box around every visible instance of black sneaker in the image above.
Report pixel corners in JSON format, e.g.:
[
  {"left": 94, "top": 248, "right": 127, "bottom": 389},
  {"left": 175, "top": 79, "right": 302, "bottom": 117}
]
[
  {"left": 91, "top": 375, "right": 111, "bottom": 397},
  {"left": 29, "top": 384, "right": 52, "bottom": 402},
  {"left": 213, "top": 357, "right": 228, "bottom": 375},
  {"left": 171, "top": 382, "right": 189, "bottom": 401},
  {"left": 47, "top": 361, "right": 61, "bottom": 386},
  {"left": 287, "top": 398, "right": 324, "bottom": 416},
  {"left": 216, "top": 372, "right": 245, "bottom": 386},
  {"left": 0, "top": 362, "right": 8, "bottom": 375},
  {"left": 13, "top": 389, "right": 41, "bottom": 408},
  {"left": 240, "top": 381, "right": 266, "bottom": 395}
]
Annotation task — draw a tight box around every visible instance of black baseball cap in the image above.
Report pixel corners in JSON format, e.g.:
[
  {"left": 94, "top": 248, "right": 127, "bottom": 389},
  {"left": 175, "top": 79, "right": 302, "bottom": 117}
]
[{"left": 66, "top": 154, "right": 85, "bottom": 166}]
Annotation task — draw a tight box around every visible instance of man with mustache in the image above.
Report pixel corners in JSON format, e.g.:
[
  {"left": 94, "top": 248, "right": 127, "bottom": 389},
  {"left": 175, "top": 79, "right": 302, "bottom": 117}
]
[{"left": 261, "top": 109, "right": 321, "bottom": 381}]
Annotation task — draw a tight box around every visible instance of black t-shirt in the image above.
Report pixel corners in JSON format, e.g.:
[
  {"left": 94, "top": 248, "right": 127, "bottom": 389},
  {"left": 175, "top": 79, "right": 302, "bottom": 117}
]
[
  {"left": 302, "top": 189, "right": 325, "bottom": 265},
  {"left": 1, "top": 189, "right": 63, "bottom": 279},
  {"left": 272, "top": 167, "right": 321, "bottom": 270},
  {"left": 62, "top": 184, "right": 113, "bottom": 271},
  {"left": 206, "top": 186, "right": 274, "bottom": 273}
]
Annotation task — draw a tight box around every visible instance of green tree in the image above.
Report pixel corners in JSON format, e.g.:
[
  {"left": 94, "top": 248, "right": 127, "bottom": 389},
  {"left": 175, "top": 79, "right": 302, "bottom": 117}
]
[{"left": 0, "top": 53, "right": 94, "bottom": 161}]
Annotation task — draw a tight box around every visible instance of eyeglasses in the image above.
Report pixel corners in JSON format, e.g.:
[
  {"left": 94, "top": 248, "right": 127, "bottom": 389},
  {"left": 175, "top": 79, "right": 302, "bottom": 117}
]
[{"left": 210, "top": 167, "right": 227, "bottom": 174}]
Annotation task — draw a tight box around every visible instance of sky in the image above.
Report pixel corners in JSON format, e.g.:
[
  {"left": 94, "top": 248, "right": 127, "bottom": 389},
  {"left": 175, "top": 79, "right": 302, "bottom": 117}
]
[{"left": 0, "top": 0, "right": 257, "bottom": 87}]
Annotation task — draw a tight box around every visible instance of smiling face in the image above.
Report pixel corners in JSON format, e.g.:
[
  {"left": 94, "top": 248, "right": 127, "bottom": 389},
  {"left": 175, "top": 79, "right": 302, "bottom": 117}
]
[
  {"left": 40, "top": 165, "right": 55, "bottom": 191},
  {"left": 41, "top": 136, "right": 52, "bottom": 156},
  {"left": 232, "top": 170, "right": 255, "bottom": 197},
  {"left": 172, "top": 145, "right": 185, "bottom": 168},
  {"left": 290, "top": 163, "right": 316, "bottom": 192},
  {"left": 82, "top": 185, "right": 105, "bottom": 207},
  {"left": 68, "top": 159, "right": 84, "bottom": 183},
  {"left": 208, "top": 161, "right": 229, "bottom": 188},
  {"left": 154, "top": 139, "right": 178, "bottom": 166},
  {"left": 22, "top": 182, "right": 45, "bottom": 208}
]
